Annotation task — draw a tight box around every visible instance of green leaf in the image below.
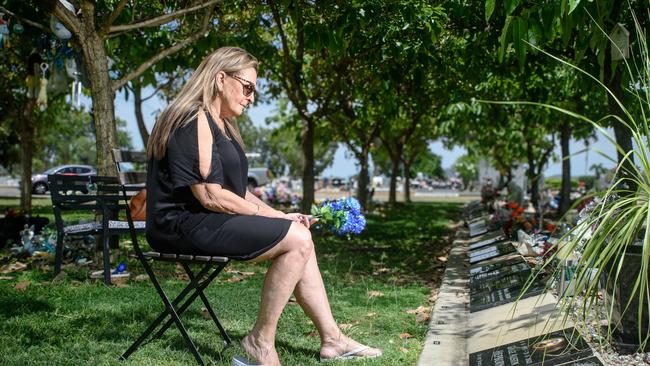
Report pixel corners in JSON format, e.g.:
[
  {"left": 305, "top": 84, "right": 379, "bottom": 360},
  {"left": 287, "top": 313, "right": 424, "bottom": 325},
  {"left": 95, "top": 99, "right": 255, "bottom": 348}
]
[
  {"left": 498, "top": 16, "right": 513, "bottom": 63},
  {"left": 568, "top": 0, "right": 581, "bottom": 14},
  {"left": 504, "top": 0, "right": 519, "bottom": 15},
  {"left": 485, "top": 0, "right": 495, "bottom": 22}
]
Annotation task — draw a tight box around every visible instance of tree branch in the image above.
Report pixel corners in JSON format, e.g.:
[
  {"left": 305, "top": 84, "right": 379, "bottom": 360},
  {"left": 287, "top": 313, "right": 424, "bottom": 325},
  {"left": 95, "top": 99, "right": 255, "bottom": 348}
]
[
  {"left": 108, "top": 0, "right": 219, "bottom": 35},
  {"left": 269, "top": 0, "right": 307, "bottom": 116},
  {"left": 51, "top": 0, "right": 81, "bottom": 35},
  {"left": 111, "top": 2, "right": 216, "bottom": 91},
  {"left": 0, "top": 5, "right": 49, "bottom": 32},
  {"left": 100, "top": 0, "right": 129, "bottom": 37}
]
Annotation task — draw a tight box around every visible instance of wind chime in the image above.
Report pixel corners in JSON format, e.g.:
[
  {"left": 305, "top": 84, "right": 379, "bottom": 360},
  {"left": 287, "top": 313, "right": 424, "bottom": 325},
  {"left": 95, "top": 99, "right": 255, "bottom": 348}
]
[{"left": 2, "top": 5, "right": 83, "bottom": 111}]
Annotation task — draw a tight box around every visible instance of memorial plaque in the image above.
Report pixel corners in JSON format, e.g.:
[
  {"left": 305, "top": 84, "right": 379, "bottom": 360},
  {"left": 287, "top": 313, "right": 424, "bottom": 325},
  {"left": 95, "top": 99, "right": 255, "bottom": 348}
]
[
  {"left": 469, "top": 232, "right": 507, "bottom": 250},
  {"left": 469, "top": 261, "right": 530, "bottom": 288},
  {"left": 469, "top": 258, "right": 527, "bottom": 276},
  {"left": 470, "top": 266, "right": 532, "bottom": 291},
  {"left": 469, "top": 243, "right": 516, "bottom": 264},
  {"left": 469, "top": 328, "right": 596, "bottom": 366},
  {"left": 469, "top": 220, "right": 489, "bottom": 237},
  {"left": 470, "top": 280, "right": 545, "bottom": 312}
]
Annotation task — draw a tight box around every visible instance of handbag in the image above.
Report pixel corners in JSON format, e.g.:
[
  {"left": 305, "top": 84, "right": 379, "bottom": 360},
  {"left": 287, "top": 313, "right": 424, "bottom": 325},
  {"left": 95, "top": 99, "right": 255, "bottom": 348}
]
[{"left": 129, "top": 188, "right": 147, "bottom": 221}]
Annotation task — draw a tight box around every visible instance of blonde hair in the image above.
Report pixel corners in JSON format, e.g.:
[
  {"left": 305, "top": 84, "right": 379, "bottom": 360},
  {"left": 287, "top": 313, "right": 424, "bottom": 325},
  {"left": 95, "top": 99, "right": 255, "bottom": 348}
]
[{"left": 147, "top": 46, "right": 258, "bottom": 159}]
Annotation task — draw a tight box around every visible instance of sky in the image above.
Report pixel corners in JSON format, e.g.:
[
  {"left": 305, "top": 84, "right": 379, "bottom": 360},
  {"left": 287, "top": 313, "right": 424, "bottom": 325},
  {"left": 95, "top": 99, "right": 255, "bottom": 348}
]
[{"left": 112, "top": 88, "right": 618, "bottom": 179}]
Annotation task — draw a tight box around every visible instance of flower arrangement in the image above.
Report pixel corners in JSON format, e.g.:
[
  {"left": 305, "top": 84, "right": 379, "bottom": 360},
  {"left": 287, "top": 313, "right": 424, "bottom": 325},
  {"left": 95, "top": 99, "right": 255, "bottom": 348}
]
[{"left": 310, "top": 197, "right": 366, "bottom": 236}]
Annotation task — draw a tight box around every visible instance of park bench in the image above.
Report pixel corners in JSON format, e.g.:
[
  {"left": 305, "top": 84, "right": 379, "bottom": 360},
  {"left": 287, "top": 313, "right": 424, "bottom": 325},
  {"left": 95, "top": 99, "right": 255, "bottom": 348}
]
[
  {"left": 112, "top": 149, "right": 232, "bottom": 366},
  {"left": 49, "top": 174, "right": 145, "bottom": 285}
]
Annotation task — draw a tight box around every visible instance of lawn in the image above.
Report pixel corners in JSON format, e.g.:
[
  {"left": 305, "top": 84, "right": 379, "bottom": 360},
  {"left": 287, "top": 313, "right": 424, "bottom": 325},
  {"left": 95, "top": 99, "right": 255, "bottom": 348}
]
[{"left": 0, "top": 201, "right": 460, "bottom": 365}]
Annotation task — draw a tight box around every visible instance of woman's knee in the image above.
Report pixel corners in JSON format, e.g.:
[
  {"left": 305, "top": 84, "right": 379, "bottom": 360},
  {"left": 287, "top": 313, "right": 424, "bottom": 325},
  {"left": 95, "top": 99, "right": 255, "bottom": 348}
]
[{"left": 284, "top": 222, "right": 313, "bottom": 259}]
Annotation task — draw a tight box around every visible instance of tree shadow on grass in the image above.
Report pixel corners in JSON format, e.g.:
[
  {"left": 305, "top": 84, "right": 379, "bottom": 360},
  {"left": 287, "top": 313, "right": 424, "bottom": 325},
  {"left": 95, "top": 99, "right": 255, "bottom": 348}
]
[{"left": 0, "top": 294, "right": 53, "bottom": 318}]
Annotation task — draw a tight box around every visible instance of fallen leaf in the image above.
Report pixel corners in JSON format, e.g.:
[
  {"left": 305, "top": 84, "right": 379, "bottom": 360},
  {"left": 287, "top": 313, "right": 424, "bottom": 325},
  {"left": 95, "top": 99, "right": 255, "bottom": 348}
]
[
  {"left": 367, "top": 291, "right": 385, "bottom": 298},
  {"left": 428, "top": 292, "right": 439, "bottom": 304},
  {"left": 71, "top": 280, "right": 83, "bottom": 286},
  {"left": 399, "top": 333, "right": 412, "bottom": 339},
  {"left": 366, "top": 312, "right": 377, "bottom": 317},
  {"left": 406, "top": 306, "right": 429, "bottom": 315},
  {"left": 14, "top": 281, "right": 31, "bottom": 292},
  {"left": 239, "top": 271, "right": 255, "bottom": 277},
  {"left": 201, "top": 307, "right": 211, "bottom": 320},
  {"left": 114, "top": 281, "right": 129, "bottom": 288},
  {"left": 0, "top": 262, "right": 27, "bottom": 274},
  {"left": 52, "top": 271, "right": 67, "bottom": 283},
  {"left": 226, "top": 277, "right": 242, "bottom": 283},
  {"left": 416, "top": 312, "right": 430, "bottom": 325},
  {"left": 338, "top": 322, "right": 358, "bottom": 330},
  {"left": 0, "top": 276, "right": 14, "bottom": 280},
  {"left": 400, "top": 347, "right": 409, "bottom": 353},
  {"left": 437, "top": 256, "right": 448, "bottom": 262},
  {"left": 134, "top": 274, "right": 148, "bottom": 282}
]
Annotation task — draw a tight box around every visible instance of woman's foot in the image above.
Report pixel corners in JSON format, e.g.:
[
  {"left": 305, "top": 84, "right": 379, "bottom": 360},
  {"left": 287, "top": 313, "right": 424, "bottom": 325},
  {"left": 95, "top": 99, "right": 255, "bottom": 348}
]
[
  {"left": 241, "top": 333, "right": 280, "bottom": 366},
  {"left": 320, "top": 332, "right": 382, "bottom": 361}
]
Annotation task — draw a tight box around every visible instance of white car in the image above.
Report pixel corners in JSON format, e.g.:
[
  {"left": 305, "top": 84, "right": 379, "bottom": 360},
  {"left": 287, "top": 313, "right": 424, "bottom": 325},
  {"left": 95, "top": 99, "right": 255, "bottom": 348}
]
[{"left": 246, "top": 153, "right": 271, "bottom": 190}]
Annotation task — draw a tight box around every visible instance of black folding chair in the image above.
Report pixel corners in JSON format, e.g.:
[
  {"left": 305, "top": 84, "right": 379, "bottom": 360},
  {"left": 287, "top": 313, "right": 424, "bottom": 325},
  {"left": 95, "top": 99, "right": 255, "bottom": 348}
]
[
  {"left": 112, "top": 149, "right": 232, "bottom": 365},
  {"left": 49, "top": 174, "right": 145, "bottom": 285}
]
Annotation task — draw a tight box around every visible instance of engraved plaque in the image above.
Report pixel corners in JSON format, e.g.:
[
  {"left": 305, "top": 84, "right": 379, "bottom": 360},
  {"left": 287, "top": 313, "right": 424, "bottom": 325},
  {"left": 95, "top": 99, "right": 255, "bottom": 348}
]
[
  {"left": 469, "top": 328, "right": 598, "bottom": 365},
  {"left": 469, "top": 243, "right": 516, "bottom": 264}
]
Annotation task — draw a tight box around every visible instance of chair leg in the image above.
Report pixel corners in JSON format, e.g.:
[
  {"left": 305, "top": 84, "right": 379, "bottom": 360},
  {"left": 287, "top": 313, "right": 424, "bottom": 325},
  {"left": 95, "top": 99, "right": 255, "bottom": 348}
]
[
  {"left": 54, "top": 235, "right": 64, "bottom": 277},
  {"left": 150, "top": 263, "right": 228, "bottom": 343},
  {"left": 122, "top": 261, "right": 214, "bottom": 364},
  {"left": 182, "top": 263, "right": 232, "bottom": 346},
  {"left": 102, "top": 233, "right": 112, "bottom": 286}
]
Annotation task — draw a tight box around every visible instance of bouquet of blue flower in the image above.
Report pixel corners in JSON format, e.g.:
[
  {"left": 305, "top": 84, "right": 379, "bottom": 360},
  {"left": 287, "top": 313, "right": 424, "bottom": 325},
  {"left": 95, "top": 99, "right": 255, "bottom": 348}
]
[{"left": 310, "top": 197, "right": 366, "bottom": 235}]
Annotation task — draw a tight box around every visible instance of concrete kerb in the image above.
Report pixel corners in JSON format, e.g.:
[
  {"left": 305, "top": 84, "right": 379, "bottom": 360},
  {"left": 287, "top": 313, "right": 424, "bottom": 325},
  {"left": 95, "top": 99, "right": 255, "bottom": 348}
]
[{"left": 417, "top": 231, "right": 470, "bottom": 366}]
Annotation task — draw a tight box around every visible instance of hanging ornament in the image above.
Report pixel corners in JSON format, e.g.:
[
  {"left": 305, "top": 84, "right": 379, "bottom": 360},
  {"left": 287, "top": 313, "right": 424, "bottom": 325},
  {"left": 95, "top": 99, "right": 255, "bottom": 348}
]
[
  {"left": 26, "top": 53, "right": 43, "bottom": 98},
  {"left": 0, "top": 14, "right": 9, "bottom": 35},
  {"left": 12, "top": 22, "right": 24, "bottom": 35},
  {"left": 50, "top": 1, "right": 76, "bottom": 40},
  {"left": 50, "top": 16, "right": 71, "bottom": 40},
  {"left": 36, "top": 63, "right": 49, "bottom": 111},
  {"left": 0, "top": 14, "right": 9, "bottom": 49},
  {"left": 65, "top": 57, "right": 82, "bottom": 108}
]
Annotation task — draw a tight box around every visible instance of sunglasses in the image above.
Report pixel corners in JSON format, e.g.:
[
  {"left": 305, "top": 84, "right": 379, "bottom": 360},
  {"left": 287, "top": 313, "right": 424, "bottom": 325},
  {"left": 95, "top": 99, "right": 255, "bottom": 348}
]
[{"left": 228, "top": 74, "right": 256, "bottom": 97}]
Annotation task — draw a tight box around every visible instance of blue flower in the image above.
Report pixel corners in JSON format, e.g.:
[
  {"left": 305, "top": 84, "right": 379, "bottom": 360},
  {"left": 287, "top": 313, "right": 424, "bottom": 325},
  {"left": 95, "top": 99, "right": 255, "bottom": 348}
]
[{"left": 312, "top": 197, "right": 366, "bottom": 236}]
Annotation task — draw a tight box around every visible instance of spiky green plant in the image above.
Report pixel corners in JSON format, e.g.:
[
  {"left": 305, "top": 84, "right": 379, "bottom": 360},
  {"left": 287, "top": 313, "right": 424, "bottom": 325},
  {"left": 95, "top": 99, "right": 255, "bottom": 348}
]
[{"left": 486, "top": 9, "right": 650, "bottom": 350}]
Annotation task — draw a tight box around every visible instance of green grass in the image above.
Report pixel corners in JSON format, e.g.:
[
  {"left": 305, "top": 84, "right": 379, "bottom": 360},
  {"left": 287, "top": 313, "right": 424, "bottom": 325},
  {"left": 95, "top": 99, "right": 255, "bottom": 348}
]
[{"left": 0, "top": 202, "right": 460, "bottom": 366}]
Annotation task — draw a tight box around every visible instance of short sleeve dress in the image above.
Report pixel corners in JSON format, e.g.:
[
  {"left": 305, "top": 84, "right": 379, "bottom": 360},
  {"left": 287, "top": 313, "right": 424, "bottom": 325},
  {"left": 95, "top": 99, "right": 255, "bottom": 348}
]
[{"left": 145, "top": 111, "right": 292, "bottom": 260}]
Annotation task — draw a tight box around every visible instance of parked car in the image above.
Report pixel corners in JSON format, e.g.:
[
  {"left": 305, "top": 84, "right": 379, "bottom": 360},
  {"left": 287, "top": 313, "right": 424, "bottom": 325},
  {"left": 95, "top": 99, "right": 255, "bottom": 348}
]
[
  {"left": 245, "top": 153, "right": 271, "bottom": 190},
  {"left": 31, "top": 164, "right": 97, "bottom": 194}
]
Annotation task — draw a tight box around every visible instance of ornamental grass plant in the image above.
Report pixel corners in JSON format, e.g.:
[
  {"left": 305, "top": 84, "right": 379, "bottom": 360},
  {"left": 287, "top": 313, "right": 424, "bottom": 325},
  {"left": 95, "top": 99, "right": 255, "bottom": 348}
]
[{"left": 507, "top": 10, "right": 650, "bottom": 351}]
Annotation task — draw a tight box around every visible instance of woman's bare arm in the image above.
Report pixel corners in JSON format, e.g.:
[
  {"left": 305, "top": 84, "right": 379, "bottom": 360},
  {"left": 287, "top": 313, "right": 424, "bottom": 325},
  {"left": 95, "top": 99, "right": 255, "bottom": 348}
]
[{"left": 189, "top": 110, "right": 286, "bottom": 218}]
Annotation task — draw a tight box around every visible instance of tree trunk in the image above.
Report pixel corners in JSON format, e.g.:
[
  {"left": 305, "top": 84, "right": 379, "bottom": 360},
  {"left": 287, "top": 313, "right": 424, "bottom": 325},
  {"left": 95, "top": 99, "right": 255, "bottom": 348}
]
[
  {"left": 403, "top": 162, "right": 412, "bottom": 203},
  {"left": 604, "top": 37, "right": 635, "bottom": 192},
  {"left": 356, "top": 151, "right": 370, "bottom": 210},
  {"left": 78, "top": 15, "right": 118, "bottom": 176},
  {"left": 388, "top": 152, "right": 401, "bottom": 205},
  {"left": 526, "top": 146, "right": 540, "bottom": 213},
  {"left": 300, "top": 118, "right": 315, "bottom": 212},
  {"left": 19, "top": 99, "right": 35, "bottom": 214},
  {"left": 559, "top": 121, "right": 572, "bottom": 216},
  {"left": 133, "top": 80, "right": 149, "bottom": 148}
]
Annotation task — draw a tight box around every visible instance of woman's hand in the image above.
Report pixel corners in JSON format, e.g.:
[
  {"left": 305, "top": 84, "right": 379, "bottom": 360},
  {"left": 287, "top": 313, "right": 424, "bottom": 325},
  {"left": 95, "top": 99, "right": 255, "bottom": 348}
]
[{"left": 285, "top": 213, "right": 317, "bottom": 228}]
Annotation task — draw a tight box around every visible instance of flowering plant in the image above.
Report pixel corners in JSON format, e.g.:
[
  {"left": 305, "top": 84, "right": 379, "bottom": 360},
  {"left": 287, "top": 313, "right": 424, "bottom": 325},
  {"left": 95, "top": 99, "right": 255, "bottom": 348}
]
[{"left": 310, "top": 197, "right": 366, "bottom": 236}]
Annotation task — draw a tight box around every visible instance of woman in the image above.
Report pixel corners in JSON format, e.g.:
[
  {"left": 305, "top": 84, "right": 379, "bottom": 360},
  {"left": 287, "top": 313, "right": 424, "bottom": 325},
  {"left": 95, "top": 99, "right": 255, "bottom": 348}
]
[{"left": 146, "top": 47, "right": 381, "bottom": 365}]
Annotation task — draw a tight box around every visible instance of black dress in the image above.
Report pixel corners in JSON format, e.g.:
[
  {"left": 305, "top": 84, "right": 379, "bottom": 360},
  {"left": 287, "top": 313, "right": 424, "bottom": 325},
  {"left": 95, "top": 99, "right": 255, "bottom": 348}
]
[{"left": 145, "top": 112, "right": 292, "bottom": 260}]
